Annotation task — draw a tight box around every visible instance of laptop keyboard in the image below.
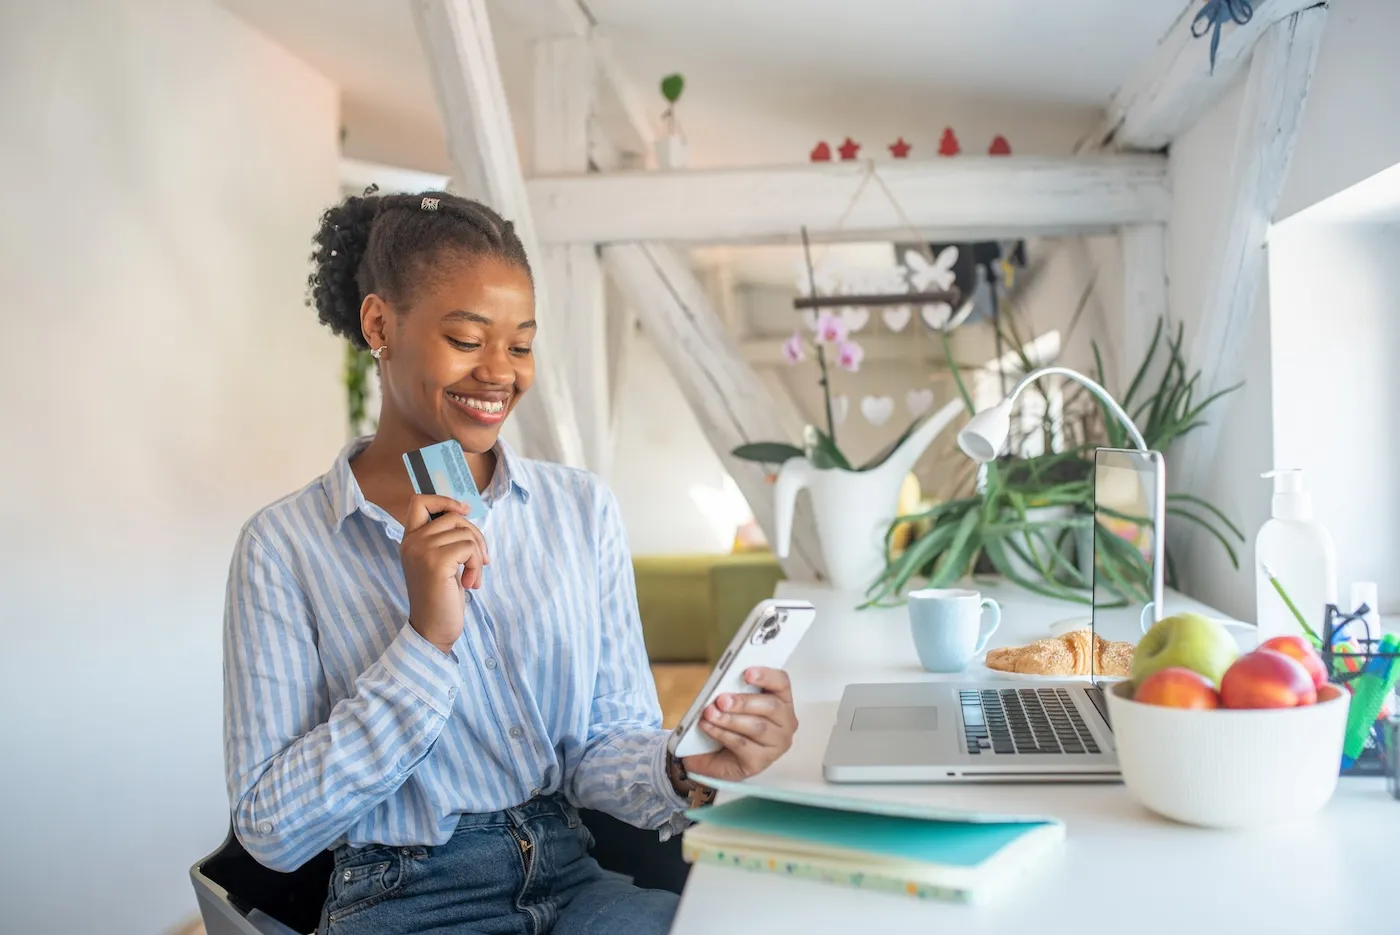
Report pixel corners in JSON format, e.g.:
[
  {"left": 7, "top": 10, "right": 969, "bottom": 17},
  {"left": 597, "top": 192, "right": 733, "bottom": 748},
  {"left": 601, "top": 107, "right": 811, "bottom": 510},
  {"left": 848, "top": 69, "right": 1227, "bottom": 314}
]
[{"left": 959, "top": 689, "right": 1101, "bottom": 756}]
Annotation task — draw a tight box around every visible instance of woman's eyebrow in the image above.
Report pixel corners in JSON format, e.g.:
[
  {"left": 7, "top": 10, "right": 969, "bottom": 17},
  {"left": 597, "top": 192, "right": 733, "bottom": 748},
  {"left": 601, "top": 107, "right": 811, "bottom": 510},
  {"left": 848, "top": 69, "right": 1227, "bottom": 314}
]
[{"left": 443, "top": 310, "right": 535, "bottom": 330}]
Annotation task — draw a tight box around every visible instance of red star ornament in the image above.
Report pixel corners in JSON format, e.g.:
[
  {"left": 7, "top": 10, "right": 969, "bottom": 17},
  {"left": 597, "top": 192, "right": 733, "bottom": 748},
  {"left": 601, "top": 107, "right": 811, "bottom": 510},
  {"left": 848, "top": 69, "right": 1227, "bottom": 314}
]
[
  {"left": 888, "top": 137, "right": 911, "bottom": 158},
  {"left": 810, "top": 141, "right": 832, "bottom": 162},
  {"left": 989, "top": 135, "right": 1012, "bottom": 156},
  {"left": 837, "top": 137, "right": 861, "bottom": 160},
  {"left": 938, "top": 127, "right": 961, "bottom": 156}
]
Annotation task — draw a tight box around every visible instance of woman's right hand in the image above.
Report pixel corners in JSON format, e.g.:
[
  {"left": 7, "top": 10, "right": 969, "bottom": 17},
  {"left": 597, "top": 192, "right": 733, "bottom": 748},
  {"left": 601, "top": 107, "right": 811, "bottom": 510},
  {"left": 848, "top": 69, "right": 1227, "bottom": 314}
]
[{"left": 400, "top": 495, "right": 489, "bottom": 656}]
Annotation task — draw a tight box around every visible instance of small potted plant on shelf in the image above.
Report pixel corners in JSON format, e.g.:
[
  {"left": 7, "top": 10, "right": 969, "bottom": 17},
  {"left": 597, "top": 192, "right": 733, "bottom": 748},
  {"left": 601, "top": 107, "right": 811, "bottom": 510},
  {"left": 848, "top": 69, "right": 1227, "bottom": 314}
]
[{"left": 655, "top": 73, "right": 688, "bottom": 169}]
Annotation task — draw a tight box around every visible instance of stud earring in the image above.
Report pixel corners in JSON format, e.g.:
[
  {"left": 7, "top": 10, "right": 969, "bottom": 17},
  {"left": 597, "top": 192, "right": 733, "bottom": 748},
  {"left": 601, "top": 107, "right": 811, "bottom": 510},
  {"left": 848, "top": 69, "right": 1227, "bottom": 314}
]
[{"left": 370, "top": 345, "right": 387, "bottom": 360}]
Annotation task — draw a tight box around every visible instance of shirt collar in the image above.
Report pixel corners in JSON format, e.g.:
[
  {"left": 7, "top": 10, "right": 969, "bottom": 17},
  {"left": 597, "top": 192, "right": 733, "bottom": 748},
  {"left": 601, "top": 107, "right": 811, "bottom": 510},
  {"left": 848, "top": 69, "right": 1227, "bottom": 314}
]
[{"left": 323, "top": 435, "right": 530, "bottom": 533}]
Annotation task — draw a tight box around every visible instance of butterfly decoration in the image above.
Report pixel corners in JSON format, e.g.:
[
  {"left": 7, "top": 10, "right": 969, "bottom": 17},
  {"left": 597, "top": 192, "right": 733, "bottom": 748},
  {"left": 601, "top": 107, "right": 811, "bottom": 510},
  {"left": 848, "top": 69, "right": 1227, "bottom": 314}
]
[{"left": 903, "top": 246, "right": 958, "bottom": 292}]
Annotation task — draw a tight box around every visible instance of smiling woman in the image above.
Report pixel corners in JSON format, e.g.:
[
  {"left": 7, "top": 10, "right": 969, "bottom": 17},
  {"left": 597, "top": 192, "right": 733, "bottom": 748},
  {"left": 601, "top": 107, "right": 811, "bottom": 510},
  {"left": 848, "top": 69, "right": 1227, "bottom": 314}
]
[{"left": 221, "top": 189, "right": 802, "bottom": 935}]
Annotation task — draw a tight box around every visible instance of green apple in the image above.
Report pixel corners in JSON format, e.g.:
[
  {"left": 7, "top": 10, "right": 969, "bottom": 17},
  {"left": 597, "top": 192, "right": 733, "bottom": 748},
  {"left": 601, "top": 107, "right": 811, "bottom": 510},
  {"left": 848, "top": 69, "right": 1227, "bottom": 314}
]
[{"left": 1132, "top": 613, "right": 1240, "bottom": 688}]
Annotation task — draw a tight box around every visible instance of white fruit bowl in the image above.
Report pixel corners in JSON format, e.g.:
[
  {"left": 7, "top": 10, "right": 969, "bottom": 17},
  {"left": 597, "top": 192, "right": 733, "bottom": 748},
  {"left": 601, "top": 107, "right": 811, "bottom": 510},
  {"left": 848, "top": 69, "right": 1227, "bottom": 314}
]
[{"left": 1105, "top": 680, "right": 1349, "bottom": 829}]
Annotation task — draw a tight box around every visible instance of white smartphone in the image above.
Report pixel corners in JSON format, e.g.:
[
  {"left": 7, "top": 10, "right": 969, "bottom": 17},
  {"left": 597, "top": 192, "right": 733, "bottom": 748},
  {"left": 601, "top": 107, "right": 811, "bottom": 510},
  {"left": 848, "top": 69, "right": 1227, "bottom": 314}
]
[{"left": 668, "top": 598, "right": 816, "bottom": 759}]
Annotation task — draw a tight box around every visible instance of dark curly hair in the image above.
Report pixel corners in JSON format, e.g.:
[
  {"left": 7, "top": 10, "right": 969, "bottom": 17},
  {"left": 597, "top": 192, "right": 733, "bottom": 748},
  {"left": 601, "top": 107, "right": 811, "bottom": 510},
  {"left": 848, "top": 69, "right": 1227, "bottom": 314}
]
[{"left": 307, "top": 188, "right": 532, "bottom": 349}]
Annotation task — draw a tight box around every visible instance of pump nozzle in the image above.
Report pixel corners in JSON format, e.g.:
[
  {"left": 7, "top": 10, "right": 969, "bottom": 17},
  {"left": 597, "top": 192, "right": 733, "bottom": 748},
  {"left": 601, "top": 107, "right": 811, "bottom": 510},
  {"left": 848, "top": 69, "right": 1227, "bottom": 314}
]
[{"left": 1262, "top": 469, "right": 1311, "bottom": 519}]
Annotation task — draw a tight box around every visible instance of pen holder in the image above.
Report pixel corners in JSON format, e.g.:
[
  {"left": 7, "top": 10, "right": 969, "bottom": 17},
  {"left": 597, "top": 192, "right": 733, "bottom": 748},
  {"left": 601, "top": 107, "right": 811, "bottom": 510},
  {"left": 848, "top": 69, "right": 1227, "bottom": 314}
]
[
  {"left": 1388, "top": 718, "right": 1400, "bottom": 801},
  {"left": 1321, "top": 604, "right": 1400, "bottom": 779}
]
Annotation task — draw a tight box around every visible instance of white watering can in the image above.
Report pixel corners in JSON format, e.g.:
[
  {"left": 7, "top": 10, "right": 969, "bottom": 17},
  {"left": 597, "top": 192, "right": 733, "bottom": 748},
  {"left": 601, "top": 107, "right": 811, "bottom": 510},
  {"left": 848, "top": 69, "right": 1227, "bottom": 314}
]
[{"left": 772, "top": 399, "right": 965, "bottom": 592}]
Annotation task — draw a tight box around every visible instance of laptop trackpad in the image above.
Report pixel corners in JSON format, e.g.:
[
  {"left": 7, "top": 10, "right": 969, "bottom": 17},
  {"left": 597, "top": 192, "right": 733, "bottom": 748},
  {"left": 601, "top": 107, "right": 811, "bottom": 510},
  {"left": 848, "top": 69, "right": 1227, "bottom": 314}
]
[{"left": 851, "top": 706, "right": 938, "bottom": 731}]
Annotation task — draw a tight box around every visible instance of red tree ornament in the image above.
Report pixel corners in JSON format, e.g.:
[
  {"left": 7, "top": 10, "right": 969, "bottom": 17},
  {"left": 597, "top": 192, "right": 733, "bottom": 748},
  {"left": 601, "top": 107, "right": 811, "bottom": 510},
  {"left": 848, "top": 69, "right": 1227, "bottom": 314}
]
[
  {"left": 988, "top": 135, "right": 1012, "bottom": 156},
  {"left": 888, "top": 137, "right": 912, "bottom": 158},
  {"left": 837, "top": 137, "right": 862, "bottom": 160},
  {"left": 937, "top": 128, "right": 961, "bottom": 157},
  {"left": 810, "top": 141, "right": 832, "bottom": 162}
]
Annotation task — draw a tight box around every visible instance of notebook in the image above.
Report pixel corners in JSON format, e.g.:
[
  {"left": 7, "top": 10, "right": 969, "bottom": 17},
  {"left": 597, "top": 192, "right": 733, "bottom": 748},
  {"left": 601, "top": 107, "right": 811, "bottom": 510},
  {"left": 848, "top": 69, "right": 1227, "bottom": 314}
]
[{"left": 681, "top": 780, "right": 1063, "bottom": 904}]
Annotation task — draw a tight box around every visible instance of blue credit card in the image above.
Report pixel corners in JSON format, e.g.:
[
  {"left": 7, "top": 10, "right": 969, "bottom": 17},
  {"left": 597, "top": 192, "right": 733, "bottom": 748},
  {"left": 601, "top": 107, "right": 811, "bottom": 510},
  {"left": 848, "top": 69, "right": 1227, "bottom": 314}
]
[{"left": 403, "top": 439, "right": 488, "bottom": 522}]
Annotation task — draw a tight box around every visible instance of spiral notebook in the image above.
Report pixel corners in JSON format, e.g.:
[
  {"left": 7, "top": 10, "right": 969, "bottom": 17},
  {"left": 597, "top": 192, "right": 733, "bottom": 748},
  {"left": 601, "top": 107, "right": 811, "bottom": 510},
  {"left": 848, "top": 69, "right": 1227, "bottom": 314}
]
[{"left": 681, "top": 779, "right": 1063, "bottom": 904}]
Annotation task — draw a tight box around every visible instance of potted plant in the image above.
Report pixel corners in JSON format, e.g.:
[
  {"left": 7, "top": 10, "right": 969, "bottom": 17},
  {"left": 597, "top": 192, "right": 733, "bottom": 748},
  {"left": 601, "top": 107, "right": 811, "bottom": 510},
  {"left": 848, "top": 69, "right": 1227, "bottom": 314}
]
[
  {"left": 730, "top": 310, "right": 963, "bottom": 591},
  {"left": 865, "top": 318, "right": 1245, "bottom": 606},
  {"left": 655, "top": 73, "right": 688, "bottom": 169}
]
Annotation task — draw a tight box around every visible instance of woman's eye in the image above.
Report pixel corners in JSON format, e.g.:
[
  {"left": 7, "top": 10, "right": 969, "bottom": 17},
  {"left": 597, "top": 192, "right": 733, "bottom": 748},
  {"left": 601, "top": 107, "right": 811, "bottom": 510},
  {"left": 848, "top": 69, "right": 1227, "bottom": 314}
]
[
  {"left": 447, "top": 337, "right": 480, "bottom": 351},
  {"left": 511, "top": 346, "right": 533, "bottom": 357}
]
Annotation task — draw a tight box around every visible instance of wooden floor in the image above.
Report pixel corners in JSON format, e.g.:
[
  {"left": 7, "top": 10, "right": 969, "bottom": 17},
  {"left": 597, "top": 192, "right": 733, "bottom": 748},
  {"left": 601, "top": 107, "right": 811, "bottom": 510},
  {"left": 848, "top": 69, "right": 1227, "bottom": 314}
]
[{"left": 650, "top": 663, "right": 711, "bottom": 729}]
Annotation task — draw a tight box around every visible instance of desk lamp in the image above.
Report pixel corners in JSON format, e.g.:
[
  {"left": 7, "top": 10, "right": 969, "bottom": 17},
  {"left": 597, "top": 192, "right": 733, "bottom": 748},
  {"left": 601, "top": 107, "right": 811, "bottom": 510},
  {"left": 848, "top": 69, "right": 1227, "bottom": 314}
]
[{"left": 957, "top": 366, "right": 1147, "bottom": 461}]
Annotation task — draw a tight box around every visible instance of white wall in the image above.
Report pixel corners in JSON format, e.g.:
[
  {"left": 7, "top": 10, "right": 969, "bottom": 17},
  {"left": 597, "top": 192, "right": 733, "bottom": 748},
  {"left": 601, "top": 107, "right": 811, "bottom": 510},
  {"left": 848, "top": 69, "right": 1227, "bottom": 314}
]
[
  {"left": 1268, "top": 221, "right": 1400, "bottom": 611},
  {"left": 606, "top": 325, "right": 738, "bottom": 555},
  {"left": 1165, "top": 0, "right": 1400, "bottom": 621},
  {"left": 0, "top": 3, "right": 344, "bottom": 933},
  {"left": 1276, "top": 0, "right": 1400, "bottom": 222}
]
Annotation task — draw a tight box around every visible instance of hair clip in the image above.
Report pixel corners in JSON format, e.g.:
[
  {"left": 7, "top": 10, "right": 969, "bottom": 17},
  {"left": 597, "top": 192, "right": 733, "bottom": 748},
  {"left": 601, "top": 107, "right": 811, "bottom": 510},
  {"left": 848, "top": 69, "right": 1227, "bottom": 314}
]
[{"left": 421, "top": 197, "right": 440, "bottom": 212}]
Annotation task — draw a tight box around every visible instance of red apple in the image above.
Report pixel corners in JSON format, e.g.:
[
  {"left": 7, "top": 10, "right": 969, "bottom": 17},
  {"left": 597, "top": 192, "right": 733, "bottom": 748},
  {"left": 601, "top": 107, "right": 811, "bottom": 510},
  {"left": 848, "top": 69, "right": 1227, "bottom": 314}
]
[
  {"left": 1134, "top": 667, "right": 1221, "bottom": 709},
  {"left": 1259, "top": 635, "right": 1329, "bottom": 690},
  {"left": 1220, "top": 649, "right": 1318, "bottom": 708}
]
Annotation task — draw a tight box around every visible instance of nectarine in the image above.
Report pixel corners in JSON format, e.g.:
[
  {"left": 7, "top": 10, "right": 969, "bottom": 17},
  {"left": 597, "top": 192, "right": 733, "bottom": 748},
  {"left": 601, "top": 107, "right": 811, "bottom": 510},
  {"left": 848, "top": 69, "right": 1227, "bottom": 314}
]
[
  {"left": 1258, "top": 635, "right": 1329, "bottom": 690},
  {"left": 1220, "top": 649, "right": 1317, "bottom": 709},
  {"left": 1134, "top": 667, "right": 1221, "bottom": 709}
]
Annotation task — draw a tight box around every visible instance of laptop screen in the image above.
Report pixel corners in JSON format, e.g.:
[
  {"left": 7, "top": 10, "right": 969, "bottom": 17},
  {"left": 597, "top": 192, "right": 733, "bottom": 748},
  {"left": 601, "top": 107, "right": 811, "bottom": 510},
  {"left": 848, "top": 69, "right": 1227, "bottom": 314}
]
[{"left": 1090, "top": 448, "right": 1166, "bottom": 680}]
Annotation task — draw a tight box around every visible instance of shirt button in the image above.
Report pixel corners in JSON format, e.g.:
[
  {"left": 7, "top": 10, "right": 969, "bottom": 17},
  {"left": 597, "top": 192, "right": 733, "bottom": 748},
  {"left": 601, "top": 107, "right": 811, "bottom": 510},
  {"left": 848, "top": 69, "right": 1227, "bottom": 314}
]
[
  {"left": 509, "top": 726, "right": 524, "bottom": 740},
  {"left": 256, "top": 821, "right": 273, "bottom": 834},
  {"left": 343, "top": 869, "right": 353, "bottom": 882},
  {"left": 484, "top": 657, "right": 498, "bottom": 670},
  {"left": 448, "top": 686, "right": 457, "bottom": 698}
]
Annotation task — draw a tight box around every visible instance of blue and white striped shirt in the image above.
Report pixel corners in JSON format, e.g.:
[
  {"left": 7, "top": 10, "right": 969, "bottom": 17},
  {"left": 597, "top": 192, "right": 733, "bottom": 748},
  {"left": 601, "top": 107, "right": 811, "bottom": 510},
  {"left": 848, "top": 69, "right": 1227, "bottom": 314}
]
[{"left": 223, "top": 437, "right": 689, "bottom": 872}]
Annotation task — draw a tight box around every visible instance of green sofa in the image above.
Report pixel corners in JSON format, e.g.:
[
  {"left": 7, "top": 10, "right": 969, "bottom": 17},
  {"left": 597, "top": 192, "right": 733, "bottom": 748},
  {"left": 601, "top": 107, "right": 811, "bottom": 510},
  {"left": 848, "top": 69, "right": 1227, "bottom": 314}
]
[{"left": 632, "top": 551, "right": 786, "bottom": 663}]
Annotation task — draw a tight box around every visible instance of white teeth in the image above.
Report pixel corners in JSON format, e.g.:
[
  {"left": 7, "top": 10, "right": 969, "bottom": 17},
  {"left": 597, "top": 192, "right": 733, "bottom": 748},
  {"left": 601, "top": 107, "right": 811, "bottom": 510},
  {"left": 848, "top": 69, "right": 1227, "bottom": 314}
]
[{"left": 448, "top": 392, "right": 505, "bottom": 414}]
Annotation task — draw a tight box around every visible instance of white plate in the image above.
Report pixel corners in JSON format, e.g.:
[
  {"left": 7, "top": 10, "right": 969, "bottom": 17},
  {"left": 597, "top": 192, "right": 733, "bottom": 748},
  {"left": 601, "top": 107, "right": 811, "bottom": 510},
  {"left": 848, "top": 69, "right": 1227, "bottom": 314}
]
[{"left": 975, "top": 661, "right": 1127, "bottom": 684}]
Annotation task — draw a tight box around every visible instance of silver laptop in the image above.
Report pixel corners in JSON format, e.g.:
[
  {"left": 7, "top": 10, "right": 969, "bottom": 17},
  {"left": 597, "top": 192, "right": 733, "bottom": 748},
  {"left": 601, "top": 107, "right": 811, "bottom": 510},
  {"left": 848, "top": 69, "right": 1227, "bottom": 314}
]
[{"left": 824, "top": 448, "right": 1165, "bottom": 783}]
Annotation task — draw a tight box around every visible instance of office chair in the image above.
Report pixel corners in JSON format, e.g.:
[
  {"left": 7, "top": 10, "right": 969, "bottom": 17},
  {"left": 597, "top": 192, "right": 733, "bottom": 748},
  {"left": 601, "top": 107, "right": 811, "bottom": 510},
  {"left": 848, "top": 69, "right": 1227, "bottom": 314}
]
[{"left": 190, "top": 809, "right": 690, "bottom": 935}]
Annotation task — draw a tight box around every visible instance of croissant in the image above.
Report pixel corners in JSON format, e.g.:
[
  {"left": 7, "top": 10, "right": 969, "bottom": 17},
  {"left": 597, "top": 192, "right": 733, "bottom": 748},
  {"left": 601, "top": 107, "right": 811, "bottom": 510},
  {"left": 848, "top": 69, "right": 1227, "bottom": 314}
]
[{"left": 984, "top": 628, "right": 1134, "bottom": 678}]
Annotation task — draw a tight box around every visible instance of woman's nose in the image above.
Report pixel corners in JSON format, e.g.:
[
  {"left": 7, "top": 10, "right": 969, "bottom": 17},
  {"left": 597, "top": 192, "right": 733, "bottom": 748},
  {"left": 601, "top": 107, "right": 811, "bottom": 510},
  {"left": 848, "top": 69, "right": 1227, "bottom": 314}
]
[{"left": 473, "top": 344, "right": 515, "bottom": 385}]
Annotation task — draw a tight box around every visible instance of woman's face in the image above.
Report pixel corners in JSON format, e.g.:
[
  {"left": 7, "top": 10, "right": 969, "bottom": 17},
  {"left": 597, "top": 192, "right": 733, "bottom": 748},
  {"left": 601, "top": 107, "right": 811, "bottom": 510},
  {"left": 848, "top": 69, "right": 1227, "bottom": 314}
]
[{"left": 367, "top": 252, "right": 536, "bottom": 454}]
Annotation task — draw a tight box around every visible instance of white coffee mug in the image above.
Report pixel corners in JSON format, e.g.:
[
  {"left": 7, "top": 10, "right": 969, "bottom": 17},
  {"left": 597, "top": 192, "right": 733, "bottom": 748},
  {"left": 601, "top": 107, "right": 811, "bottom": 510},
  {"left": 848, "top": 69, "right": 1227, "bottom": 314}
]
[{"left": 908, "top": 588, "right": 1002, "bottom": 673}]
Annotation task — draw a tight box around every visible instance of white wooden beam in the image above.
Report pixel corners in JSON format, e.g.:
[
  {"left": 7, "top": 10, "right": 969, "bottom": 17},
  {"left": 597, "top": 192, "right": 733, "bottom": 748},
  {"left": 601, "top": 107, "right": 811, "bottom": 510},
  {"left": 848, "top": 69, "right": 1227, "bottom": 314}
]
[
  {"left": 1089, "top": 0, "right": 1326, "bottom": 152},
  {"left": 528, "top": 156, "right": 1171, "bottom": 246},
  {"left": 601, "top": 243, "right": 824, "bottom": 581},
  {"left": 1119, "top": 224, "right": 1170, "bottom": 388},
  {"left": 410, "top": 0, "right": 586, "bottom": 467},
  {"left": 1175, "top": 8, "right": 1328, "bottom": 499},
  {"left": 532, "top": 36, "right": 612, "bottom": 476}
]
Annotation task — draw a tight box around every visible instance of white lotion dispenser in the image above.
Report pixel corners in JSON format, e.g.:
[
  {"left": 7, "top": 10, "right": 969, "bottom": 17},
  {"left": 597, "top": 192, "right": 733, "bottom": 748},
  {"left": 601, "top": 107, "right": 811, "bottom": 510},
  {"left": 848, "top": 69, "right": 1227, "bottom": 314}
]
[{"left": 1255, "top": 469, "right": 1338, "bottom": 640}]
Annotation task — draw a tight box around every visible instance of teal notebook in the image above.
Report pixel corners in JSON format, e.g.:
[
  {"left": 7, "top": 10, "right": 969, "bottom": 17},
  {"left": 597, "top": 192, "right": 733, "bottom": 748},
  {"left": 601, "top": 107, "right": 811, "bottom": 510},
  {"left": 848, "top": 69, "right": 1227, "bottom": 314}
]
[{"left": 681, "top": 794, "right": 1062, "bottom": 904}]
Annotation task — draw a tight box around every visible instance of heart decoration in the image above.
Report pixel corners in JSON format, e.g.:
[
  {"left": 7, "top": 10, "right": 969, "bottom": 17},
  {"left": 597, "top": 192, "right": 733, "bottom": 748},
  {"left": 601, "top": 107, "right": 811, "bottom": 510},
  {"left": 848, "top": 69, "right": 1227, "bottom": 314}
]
[
  {"left": 882, "top": 305, "right": 911, "bottom": 332},
  {"left": 920, "top": 302, "right": 953, "bottom": 330},
  {"left": 860, "top": 395, "right": 894, "bottom": 426},
  {"left": 840, "top": 307, "right": 869, "bottom": 332},
  {"left": 832, "top": 395, "right": 849, "bottom": 426},
  {"left": 906, "top": 388, "right": 935, "bottom": 418},
  {"left": 810, "top": 141, "right": 832, "bottom": 162}
]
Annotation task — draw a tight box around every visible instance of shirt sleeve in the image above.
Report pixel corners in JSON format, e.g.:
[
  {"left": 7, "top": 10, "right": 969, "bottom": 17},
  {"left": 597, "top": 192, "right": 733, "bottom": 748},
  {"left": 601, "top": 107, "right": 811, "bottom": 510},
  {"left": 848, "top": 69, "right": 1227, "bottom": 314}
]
[
  {"left": 223, "top": 525, "right": 464, "bottom": 871},
  {"left": 567, "top": 484, "right": 691, "bottom": 839}
]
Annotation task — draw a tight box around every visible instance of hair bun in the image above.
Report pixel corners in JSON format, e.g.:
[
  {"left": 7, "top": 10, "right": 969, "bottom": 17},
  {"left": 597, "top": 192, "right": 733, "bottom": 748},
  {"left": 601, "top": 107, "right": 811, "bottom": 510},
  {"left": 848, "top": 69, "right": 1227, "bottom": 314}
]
[{"left": 307, "top": 192, "right": 381, "bottom": 347}]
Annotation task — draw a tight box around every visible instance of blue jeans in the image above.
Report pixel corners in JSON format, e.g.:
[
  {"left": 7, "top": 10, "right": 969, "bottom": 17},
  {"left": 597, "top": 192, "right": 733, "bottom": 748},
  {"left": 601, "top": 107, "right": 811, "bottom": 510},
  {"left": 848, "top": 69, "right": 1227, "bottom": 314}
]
[{"left": 318, "top": 796, "right": 679, "bottom": 935}]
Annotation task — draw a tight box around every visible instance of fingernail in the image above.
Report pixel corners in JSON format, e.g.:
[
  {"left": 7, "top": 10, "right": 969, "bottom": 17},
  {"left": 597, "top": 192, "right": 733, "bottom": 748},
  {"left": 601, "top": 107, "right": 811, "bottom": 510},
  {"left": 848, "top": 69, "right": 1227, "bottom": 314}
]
[{"left": 717, "top": 695, "right": 733, "bottom": 712}]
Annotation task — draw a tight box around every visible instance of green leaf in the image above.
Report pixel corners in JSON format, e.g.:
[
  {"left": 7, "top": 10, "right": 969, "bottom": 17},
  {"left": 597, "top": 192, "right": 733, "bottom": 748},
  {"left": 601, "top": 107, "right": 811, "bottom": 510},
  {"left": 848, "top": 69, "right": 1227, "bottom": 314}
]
[
  {"left": 983, "top": 538, "right": 1091, "bottom": 604},
  {"left": 1167, "top": 492, "right": 1245, "bottom": 540},
  {"left": 730, "top": 442, "right": 803, "bottom": 464},
  {"left": 939, "top": 329, "right": 976, "bottom": 411},
  {"left": 928, "top": 508, "right": 981, "bottom": 587},
  {"left": 804, "top": 426, "right": 853, "bottom": 471},
  {"left": 1121, "top": 317, "right": 1163, "bottom": 411},
  {"left": 859, "top": 415, "right": 923, "bottom": 471},
  {"left": 1167, "top": 505, "right": 1242, "bottom": 569},
  {"left": 660, "top": 73, "right": 685, "bottom": 104}
]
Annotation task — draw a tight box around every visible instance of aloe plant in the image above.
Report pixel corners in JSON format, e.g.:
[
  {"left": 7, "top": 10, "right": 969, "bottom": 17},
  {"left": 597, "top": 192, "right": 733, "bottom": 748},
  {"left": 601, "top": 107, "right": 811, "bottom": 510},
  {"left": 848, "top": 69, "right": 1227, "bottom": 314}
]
[{"left": 866, "top": 316, "right": 1244, "bottom": 607}]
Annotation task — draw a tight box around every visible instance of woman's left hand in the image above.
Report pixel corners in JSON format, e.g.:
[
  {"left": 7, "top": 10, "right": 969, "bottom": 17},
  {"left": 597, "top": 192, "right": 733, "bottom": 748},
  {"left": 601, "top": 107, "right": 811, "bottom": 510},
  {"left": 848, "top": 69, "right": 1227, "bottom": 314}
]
[{"left": 680, "top": 667, "right": 798, "bottom": 782}]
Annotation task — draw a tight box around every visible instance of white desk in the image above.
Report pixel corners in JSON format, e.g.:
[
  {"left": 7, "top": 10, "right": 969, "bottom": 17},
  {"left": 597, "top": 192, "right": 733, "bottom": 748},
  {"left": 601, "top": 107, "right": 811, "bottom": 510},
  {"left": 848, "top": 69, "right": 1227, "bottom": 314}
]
[{"left": 670, "top": 581, "right": 1399, "bottom": 935}]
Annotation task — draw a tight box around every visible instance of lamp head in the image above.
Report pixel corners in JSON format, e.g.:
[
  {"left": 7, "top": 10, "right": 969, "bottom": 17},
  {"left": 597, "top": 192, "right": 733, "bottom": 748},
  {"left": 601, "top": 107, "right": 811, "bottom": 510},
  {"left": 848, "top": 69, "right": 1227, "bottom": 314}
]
[{"left": 957, "top": 399, "right": 1013, "bottom": 463}]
